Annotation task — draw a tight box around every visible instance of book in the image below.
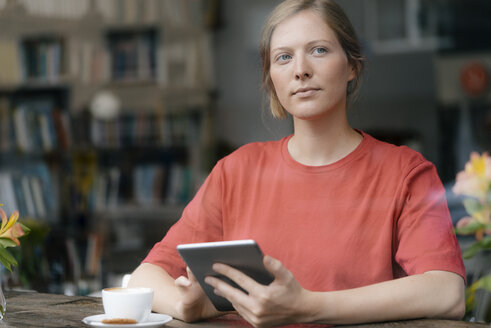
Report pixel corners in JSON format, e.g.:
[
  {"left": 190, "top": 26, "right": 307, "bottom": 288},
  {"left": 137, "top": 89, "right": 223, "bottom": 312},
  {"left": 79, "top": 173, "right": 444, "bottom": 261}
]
[
  {"left": 27, "top": 162, "right": 56, "bottom": 216},
  {"left": 38, "top": 111, "right": 57, "bottom": 151},
  {"left": 21, "top": 175, "right": 36, "bottom": 217},
  {"left": 65, "top": 238, "right": 81, "bottom": 283},
  {"left": 93, "top": 171, "right": 108, "bottom": 211},
  {"left": 13, "top": 106, "right": 32, "bottom": 152},
  {"left": 0, "top": 173, "right": 19, "bottom": 217},
  {"left": 0, "top": 40, "right": 22, "bottom": 84},
  {"left": 12, "top": 174, "right": 28, "bottom": 219},
  {"left": 0, "top": 98, "right": 12, "bottom": 152},
  {"left": 107, "top": 167, "right": 121, "bottom": 208},
  {"left": 124, "top": 0, "right": 138, "bottom": 24},
  {"left": 31, "top": 176, "right": 47, "bottom": 218},
  {"left": 143, "top": 0, "right": 158, "bottom": 24},
  {"left": 85, "top": 232, "right": 103, "bottom": 277},
  {"left": 52, "top": 109, "right": 70, "bottom": 150}
]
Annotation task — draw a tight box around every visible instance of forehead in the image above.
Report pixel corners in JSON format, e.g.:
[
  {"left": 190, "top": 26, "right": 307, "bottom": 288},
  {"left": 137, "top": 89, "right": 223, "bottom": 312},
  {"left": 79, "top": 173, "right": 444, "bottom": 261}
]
[{"left": 270, "top": 10, "right": 338, "bottom": 48}]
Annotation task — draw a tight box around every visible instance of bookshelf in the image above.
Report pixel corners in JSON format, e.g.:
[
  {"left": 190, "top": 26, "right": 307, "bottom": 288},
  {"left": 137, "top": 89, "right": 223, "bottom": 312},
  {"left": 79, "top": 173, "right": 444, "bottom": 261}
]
[
  {"left": 0, "top": 0, "right": 217, "bottom": 295},
  {"left": 0, "top": 86, "right": 69, "bottom": 218}
]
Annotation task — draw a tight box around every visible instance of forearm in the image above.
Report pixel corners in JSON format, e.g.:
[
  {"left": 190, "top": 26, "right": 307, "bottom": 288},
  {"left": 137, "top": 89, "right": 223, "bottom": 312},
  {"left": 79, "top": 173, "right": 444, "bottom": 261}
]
[
  {"left": 127, "top": 263, "right": 183, "bottom": 318},
  {"left": 304, "top": 271, "right": 465, "bottom": 325}
]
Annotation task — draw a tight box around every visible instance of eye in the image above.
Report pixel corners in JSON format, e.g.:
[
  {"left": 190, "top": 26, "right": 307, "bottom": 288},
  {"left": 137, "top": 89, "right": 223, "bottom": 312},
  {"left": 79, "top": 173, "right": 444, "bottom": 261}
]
[
  {"left": 313, "top": 47, "right": 327, "bottom": 55},
  {"left": 275, "top": 53, "right": 292, "bottom": 63}
]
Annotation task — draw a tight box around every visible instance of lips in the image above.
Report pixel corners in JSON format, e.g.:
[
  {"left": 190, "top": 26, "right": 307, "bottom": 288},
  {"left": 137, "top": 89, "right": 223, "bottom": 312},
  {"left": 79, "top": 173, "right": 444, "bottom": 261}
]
[{"left": 292, "top": 87, "right": 321, "bottom": 97}]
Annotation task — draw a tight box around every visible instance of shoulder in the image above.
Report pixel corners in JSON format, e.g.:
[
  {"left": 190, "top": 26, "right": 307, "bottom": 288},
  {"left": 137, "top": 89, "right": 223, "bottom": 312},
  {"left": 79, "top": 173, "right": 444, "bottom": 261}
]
[
  {"left": 361, "top": 132, "right": 432, "bottom": 175},
  {"left": 218, "top": 138, "right": 285, "bottom": 169}
]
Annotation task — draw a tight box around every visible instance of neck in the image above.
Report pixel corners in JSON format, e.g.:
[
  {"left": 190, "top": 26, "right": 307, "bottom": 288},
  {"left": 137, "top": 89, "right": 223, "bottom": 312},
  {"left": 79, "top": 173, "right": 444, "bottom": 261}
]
[{"left": 288, "top": 109, "right": 362, "bottom": 166}]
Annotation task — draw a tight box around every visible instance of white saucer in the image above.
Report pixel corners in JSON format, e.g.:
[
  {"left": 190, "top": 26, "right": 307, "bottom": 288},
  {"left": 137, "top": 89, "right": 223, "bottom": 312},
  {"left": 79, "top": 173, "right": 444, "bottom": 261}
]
[{"left": 82, "top": 313, "right": 172, "bottom": 327}]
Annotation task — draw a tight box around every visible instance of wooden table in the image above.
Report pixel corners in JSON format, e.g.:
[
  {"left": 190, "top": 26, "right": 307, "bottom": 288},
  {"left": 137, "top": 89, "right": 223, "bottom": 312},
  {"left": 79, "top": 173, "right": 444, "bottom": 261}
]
[{"left": 1, "top": 291, "right": 488, "bottom": 328}]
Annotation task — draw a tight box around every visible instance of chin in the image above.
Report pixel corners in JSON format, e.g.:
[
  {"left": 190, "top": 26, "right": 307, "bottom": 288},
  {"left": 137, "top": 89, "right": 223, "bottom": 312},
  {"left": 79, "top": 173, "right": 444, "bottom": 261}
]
[
  {"left": 292, "top": 113, "right": 328, "bottom": 121},
  {"left": 289, "top": 99, "right": 345, "bottom": 121},
  {"left": 289, "top": 107, "right": 333, "bottom": 121}
]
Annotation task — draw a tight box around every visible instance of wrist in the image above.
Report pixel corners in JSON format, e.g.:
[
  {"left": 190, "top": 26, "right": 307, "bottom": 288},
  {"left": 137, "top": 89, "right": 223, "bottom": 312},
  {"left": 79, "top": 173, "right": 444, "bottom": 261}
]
[{"left": 296, "top": 289, "right": 330, "bottom": 324}]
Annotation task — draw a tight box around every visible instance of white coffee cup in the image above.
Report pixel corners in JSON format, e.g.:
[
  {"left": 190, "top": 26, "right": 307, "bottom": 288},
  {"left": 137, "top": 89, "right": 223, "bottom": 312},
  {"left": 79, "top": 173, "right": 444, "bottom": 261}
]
[{"left": 102, "top": 287, "right": 154, "bottom": 323}]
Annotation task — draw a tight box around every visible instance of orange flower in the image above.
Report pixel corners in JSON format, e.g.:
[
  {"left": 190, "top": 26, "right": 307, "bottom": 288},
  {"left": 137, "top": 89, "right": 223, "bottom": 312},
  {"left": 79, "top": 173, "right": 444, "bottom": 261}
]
[
  {"left": 0, "top": 207, "right": 25, "bottom": 246},
  {"left": 453, "top": 152, "right": 491, "bottom": 200},
  {"left": 453, "top": 152, "right": 491, "bottom": 239}
]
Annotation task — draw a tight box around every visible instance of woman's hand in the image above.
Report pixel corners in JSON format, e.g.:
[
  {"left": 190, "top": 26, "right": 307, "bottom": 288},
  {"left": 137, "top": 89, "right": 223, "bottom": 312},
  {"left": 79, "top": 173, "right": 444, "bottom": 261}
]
[
  {"left": 204, "top": 255, "right": 313, "bottom": 327},
  {"left": 174, "top": 267, "right": 221, "bottom": 322}
]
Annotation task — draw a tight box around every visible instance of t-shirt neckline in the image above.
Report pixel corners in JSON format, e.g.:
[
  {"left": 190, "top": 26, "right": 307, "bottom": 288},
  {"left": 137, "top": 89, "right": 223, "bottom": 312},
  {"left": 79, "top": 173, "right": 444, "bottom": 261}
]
[{"left": 281, "top": 130, "right": 370, "bottom": 173}]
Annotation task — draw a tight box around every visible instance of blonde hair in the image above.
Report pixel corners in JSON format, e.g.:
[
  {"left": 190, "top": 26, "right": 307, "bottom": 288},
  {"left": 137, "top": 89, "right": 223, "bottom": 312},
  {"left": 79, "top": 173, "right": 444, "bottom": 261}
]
[{"left": 260, "top": 0, "right": 365, "bottom": 119}]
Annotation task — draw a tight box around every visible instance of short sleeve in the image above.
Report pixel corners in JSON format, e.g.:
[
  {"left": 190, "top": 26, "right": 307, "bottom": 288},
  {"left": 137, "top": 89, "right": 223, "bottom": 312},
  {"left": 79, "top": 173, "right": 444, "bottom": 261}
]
[
  {"left": 394, "top": 160, "right": 465, "bottom": 280},
  {"left": 142, "top": 160, "right": 225, "bottom": 278}
]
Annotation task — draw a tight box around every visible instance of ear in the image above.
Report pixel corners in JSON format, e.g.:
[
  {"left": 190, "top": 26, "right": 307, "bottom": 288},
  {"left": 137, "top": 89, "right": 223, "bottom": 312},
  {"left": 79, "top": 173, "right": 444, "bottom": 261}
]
[{"left": 348, "top": 61, "right": 359, "bottom": 82}]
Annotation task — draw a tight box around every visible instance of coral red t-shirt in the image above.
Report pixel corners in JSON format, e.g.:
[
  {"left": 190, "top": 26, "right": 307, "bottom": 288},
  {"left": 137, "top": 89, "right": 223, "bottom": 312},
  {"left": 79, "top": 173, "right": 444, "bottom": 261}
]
[{"left": 143, "top": 132, "right": 465, "bottom": 291}]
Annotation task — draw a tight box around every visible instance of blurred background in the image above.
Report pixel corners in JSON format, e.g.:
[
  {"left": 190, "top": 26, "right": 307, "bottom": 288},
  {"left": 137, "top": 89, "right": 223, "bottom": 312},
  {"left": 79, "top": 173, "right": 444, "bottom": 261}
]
[{"left": 0, "top": 0, "right": 489, "bottom": 321}]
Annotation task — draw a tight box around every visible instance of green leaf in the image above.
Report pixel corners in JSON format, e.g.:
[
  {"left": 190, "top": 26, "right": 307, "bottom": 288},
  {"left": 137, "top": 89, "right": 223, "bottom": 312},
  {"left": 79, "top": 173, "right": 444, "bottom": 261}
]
[
  {"left": 465, "top": 275, "right": 491, "bottom": 315},
  {"left": 481, "top": 235, "right": 491, "bottom": 249},
  {"left": 454, "top": 220, "right": 486, "bottom": 235},
  {"left": 0, "top": 238, "right": 17, "bottom": 248},
  {"left": 0, "top": 247, "right": 17, "bottom": 272},
  {"left": 463, "top": 236, "right": 491, "bottom": 259},
  {"left": 463, "top": 242, "right": 482, "bottom": 259},
  {"left": 469, "top": 275, "right": 491, "bottom": 293},
  {"left": 19, "top": 222, "right": 30, "bottom": 236},
  {"left": 465, "top": 289, "right": 476, "bottom": 314},
  {"left": 463, "top": 198, "right": 484, "bottom": 216}
]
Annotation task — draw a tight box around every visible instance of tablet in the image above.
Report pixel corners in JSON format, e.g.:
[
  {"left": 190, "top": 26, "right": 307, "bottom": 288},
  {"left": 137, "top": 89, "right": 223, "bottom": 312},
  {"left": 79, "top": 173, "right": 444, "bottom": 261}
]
[{"left": 177, "top": 239, "right": 274, "bottom": 311}]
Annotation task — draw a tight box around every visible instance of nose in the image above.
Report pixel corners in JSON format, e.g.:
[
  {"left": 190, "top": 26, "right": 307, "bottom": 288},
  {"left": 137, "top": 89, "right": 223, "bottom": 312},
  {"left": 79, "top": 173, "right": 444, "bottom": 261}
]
[{"left": 294, "top": 56, "right": 312, "bottom": 80}]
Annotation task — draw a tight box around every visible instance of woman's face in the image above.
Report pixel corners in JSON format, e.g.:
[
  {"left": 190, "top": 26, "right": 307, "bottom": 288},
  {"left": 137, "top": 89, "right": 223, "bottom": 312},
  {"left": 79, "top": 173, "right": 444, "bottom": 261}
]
[{"left": 269, "top": 10, "right": 355, "bottom": 121}]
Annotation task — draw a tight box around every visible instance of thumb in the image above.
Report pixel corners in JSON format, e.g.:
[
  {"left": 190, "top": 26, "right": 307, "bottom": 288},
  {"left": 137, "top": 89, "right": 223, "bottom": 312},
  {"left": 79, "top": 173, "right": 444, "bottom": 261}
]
[
  {"left": 175, "top": 275, "right": 191, "bottom": 287},
  {"left": 263, "top": 255, "right": 290, "bottom": 283},
  {"left": 175, "top": 267, "right": 196, "bottom": 287},
  {"left": 186, "top": 266, "right": 199, "bottom": 283}
]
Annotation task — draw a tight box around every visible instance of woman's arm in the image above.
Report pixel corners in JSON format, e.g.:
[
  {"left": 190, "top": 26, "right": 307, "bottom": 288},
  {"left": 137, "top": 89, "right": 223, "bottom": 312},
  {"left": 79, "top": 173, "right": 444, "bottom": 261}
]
[
  {"left": 308, "top": 269, "right": 465, "bottom": 324},
  {"left": 206, "top": 256, "right": 465, "bottom": 327},
  {"left": 127, "top": 262, "right": 220, "bottom": 322}
]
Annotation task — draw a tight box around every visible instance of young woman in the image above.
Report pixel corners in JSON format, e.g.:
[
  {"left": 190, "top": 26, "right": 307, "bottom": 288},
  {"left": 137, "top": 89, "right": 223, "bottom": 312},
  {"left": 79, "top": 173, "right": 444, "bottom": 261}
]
[{"left": 128, "top": 1, "right": 465, "bottom": 326}]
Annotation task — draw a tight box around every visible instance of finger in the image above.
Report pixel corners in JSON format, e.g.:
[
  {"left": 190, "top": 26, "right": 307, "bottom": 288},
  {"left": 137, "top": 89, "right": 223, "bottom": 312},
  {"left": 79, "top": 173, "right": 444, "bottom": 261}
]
[
  {"left": 263, "top": 255, "right": 290, "bottom": 283},
  {"left": 205, "top": 275, "right": 251, "bottom": 308},
  {"left": 211, "top": 263, "right": 261, "bottom": 293}
]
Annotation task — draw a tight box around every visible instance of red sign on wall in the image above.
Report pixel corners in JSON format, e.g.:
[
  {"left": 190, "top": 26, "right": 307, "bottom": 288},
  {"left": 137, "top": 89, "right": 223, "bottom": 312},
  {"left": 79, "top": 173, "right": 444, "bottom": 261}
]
[{"left": 459, "top": 61, "right": 489, "bottom": 97}]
